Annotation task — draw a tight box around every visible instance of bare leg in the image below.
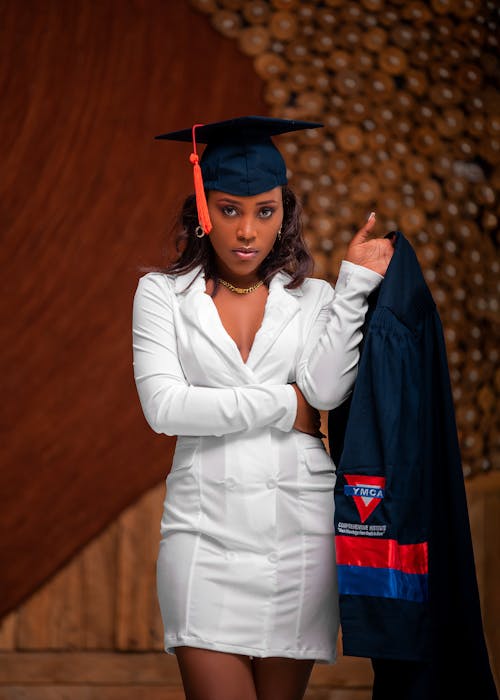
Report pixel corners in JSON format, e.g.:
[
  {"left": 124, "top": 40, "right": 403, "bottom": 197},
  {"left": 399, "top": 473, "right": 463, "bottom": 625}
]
[
  {"left": 251, "top": 656, "right": 315, "bottom": 700},
  {"left": 175, "top": 646, "right": 258, "bottom": 700}
]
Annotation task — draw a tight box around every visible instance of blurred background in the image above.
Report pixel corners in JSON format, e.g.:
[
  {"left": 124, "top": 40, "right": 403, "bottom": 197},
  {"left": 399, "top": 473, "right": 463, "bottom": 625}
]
[{"left": 0, "top": 0, "right": 498, "bottom": 698}]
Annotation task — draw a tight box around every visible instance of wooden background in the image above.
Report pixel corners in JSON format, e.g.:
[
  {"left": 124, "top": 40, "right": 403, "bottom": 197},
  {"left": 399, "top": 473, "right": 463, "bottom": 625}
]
[
  {"left": 0, "top": 0, "right": 266, "bottom": 619},
  {"left": 190, "top": 0, "right": 500, "bottom": 485},
  {"left": 0, "top": 462, "right": 498, "bottom": 698},
  {"left": 1, "top": 0, "right": 499, "bottom": 697}
]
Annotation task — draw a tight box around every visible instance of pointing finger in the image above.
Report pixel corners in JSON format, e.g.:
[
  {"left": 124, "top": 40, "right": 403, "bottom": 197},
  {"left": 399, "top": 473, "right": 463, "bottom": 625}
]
[{"left": 352, "top": 211, "right": 376, "bottom": 243}]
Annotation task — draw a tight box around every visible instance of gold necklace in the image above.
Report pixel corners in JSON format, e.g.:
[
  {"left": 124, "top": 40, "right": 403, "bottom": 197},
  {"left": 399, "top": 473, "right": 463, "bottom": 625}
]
[{"left": 218, "top": 278, "right": 264, "bottom": 295}]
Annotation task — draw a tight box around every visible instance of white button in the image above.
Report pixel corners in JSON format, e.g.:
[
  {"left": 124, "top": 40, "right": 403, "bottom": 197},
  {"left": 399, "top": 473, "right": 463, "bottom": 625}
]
[
  {"left": 266, "top": 478, "right": 277, "bottom": 489},
  {"left": 225, "top": 477, "right": 236, "bottom": 490},
  {"left": 268, "top": 552, "right": 279, "bottom": 563},
  {"left": 226, "top": 550, "right": 237, "bottom": 560}
]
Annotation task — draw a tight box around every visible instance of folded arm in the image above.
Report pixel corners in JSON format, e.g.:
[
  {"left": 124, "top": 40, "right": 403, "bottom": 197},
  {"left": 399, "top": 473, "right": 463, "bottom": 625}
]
[{"left": 132, "top": 274, "right": 297, "bottom": 437}]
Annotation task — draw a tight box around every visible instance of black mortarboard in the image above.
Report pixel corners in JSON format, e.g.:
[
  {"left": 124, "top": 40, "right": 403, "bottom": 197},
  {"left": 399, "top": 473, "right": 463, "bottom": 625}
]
[{"left": 154, "top": 116, "right": 323, "bottom": 234}]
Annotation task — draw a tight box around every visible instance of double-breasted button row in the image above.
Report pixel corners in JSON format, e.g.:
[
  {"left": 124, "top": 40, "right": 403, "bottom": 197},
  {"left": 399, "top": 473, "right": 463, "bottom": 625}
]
[
  {"left": 224, "top": 551, "right": 279, "bottom": 563},
  {"left": 224, "top": 477, "right": 278, "bottom": 490}
]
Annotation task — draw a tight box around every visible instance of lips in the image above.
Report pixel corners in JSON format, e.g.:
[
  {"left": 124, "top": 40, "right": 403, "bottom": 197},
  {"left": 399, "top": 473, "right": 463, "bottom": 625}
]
[{"left": 232, "top": 248, "right": 258, "bottom": 259}]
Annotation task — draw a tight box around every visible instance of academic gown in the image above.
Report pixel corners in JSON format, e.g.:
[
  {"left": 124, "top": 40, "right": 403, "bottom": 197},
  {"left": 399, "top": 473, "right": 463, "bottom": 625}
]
[
  {"left": 329, "top": 231, "right": 498, "bottom": 699},
  {"left": 132, "top": 260, "right": 382, "bottom": 662}
]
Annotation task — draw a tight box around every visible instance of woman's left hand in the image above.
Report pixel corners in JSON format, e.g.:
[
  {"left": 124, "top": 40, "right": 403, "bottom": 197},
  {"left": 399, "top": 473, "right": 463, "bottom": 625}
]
[{"left": 345, "top": 212, "right": 395, "bottom": 277}]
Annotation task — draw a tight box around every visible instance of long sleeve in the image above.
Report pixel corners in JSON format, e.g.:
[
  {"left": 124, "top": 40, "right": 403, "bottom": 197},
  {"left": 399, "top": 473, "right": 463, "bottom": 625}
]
[
  {"left": 296, "top": 260, "right": 383, "bottom": 411},
  {"left": 132, "top": 273, "right": 297, "bottom": 437}
]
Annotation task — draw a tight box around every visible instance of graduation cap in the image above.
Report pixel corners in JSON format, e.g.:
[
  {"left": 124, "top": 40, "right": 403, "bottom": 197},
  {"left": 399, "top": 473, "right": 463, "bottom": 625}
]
[{"left": 154, "top": 116, "right": 323, "bottom": 234}]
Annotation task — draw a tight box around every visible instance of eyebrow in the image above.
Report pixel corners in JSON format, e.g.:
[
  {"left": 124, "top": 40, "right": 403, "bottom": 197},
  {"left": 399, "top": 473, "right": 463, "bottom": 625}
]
[{"left": 216, "top": 197, "right": 278, "bottom": 206}]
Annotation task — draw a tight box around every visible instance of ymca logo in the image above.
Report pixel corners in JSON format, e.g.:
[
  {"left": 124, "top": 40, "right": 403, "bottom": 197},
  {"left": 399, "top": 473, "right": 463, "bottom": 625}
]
[{"left": 344, "top": 474, "right": 386, "bottom": 523}]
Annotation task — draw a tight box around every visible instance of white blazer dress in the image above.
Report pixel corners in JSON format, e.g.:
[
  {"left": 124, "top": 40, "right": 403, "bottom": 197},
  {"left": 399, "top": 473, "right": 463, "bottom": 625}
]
[{"left": 132, "top": 260, "right": 383, "bottom": 663}]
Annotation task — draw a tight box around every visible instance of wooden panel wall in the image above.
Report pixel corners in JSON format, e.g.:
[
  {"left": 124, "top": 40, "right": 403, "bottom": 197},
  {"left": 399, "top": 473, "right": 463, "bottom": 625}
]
[
  {"left": 2, "top": 1, "right": 499, "bottom": 697},
  {"left": 0, "top": 470, "right": 499, "bottom": 698},
  {"left": 0, "top": 0, "right": 266, "bottom": 618},
  {"left": 0, "top": 477, "right": 376, "bottom": 699}
]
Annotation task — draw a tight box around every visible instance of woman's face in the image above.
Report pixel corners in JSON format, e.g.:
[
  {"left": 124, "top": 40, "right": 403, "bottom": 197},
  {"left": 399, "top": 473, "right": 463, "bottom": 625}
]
[{"left": 206, "top": 186, "right": 283, "bottom": 282}]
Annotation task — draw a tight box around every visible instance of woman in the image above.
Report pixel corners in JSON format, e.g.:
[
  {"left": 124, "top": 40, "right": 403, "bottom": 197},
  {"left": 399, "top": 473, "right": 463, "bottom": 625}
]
[{"left": 132, "top": 116, "right": 394, "bottom": 700}]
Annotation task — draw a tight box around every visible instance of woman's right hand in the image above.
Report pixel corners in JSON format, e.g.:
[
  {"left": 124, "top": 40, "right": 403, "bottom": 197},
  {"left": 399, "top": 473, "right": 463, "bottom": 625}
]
[
  {"left": 344, "top": 211, "right": 394, "bottom": 277},
  {"left": 290, "top": 383, "right": 324, "bottom": 438}
]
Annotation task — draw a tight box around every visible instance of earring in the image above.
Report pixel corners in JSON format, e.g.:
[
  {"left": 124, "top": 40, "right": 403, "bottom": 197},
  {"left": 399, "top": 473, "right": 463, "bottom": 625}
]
[
  {"left": 195, "top": 225, "right": 205, "bottom": 238},
  {"left": 277, "top": 226, "right": 282, "bottom": 240}
]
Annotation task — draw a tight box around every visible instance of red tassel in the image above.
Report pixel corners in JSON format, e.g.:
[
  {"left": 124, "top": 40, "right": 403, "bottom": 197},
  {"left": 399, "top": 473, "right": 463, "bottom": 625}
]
[{"left": 190, "top": 124, "right": 212, "bottom": 234}]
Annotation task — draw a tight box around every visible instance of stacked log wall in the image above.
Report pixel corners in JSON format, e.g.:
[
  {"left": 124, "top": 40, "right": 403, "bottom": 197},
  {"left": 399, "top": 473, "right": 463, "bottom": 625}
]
[{"left": 190, "top": 0, "right": 500, "bottom": 482}]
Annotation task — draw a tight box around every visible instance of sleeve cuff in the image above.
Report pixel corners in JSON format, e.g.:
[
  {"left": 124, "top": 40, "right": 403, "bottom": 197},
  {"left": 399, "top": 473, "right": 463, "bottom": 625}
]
[
  {"left": 274, "top": 384, "right": 298, "bottom": 432},
  {"left": 336, "top": 260, "right": 384, "bottom": 294}
]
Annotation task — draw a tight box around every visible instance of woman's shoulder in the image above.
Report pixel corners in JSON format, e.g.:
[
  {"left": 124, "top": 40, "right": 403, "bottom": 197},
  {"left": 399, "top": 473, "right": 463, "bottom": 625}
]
[
  {"left": 135, "top": 270, "right": 175, "bottom": 296},
  {"left": 299, "top": 275, "right": 334, "bottom": 301},
  {"left": 301, "top": 276, "right": 333, "bottom": 291},
  {"left": 136, "top": 265, "right": 203, "bottom": 294},
  {"left": 138, "top": 269, "right": 175, "bottom": 284},
  {"left": 276, "top": 270, "right": 333, "bottom": 305}
]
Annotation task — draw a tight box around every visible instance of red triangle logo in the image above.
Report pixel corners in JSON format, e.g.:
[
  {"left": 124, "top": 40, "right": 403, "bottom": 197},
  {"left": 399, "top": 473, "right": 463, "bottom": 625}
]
[{"left": 344, "top": 474, "right": 386, "bottom": 523}]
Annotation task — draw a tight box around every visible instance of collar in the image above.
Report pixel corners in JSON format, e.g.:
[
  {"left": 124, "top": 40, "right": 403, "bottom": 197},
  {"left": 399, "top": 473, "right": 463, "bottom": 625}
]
[
  {"left": 172, "top": 265, "right": 303, "bottom": 296},
  {"left": 173, "top": 265, "right": 204, "bottom": 294}
]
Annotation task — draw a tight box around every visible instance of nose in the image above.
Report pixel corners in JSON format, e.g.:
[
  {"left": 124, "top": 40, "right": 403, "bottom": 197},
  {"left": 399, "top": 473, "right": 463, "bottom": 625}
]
[{"left": 236, "top": 215, "right": 256, "bottom": 243}]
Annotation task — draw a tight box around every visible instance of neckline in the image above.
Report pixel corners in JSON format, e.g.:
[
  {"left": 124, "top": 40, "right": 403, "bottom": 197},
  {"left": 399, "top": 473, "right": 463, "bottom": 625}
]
[{"left": 203, "top": 279, "right": 271, "bottom": 366}]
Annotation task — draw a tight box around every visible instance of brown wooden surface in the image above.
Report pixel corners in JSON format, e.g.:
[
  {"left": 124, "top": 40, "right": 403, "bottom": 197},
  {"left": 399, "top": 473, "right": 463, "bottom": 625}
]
[
  {"left": 2, "top": 2, "right": 499, "bottom": 694},
  {"left": 0, "top": 650, "right": 373, "bottom": 685},
  {"left": 0, "top": 471, "right": 498, "bottom": 695},
  {"left": 0, "top": 0, "right": 266, "bottom": 619},
  {"left": 201, "top": 0, "right": 500, "bottom": 485},
  {"left": 466, "top": 473, "right": 500, "bottom": 686},
  {"left": 0, "top": 691, "right": 187, "bottom": 700},
  {"left": 0, "top": 689, "right": 371, "bottom": 700},
  {"left": 115, "top": 486, "right": 164, "bottom": 650}
]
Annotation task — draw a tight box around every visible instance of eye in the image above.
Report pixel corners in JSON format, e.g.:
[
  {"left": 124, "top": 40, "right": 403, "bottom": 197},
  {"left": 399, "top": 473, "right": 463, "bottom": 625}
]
[
  {"left": 258, "top": 207, "right": 275, "bottom": 219},
  {"left": 221, "top": 205, "right": 238, "bottom": 217}
]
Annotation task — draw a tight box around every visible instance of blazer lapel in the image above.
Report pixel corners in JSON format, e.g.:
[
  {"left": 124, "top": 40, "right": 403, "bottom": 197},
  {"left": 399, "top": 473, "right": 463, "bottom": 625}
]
[
  {"left": 175, "top": 266, "right": 256, "bottom": 382},
  {"left": 246, "top": 272, "right": 302, "bottom": 371},
  {"left": 174, "top": 266, "right": 302, "bottom": 379}
]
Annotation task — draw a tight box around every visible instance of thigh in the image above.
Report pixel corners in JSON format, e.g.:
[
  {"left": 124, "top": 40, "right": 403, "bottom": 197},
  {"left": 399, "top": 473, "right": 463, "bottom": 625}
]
[
  {"left": 175, "top": 646, "right": 257, "bottom": 700},
  {"left": 251, "top": 656, "right": 315, "bottom": 700}
]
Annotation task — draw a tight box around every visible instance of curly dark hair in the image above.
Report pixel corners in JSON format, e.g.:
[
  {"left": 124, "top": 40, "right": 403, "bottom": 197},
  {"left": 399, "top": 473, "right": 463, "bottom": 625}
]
[{"left": 147, "top": 186, "right": 314, "bottom": 295}]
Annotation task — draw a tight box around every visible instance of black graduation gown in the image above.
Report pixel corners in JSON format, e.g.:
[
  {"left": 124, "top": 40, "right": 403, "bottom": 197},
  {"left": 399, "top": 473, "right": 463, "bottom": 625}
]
[{"left": 329, "top": 231, "right": 498, "bottom": 700}]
